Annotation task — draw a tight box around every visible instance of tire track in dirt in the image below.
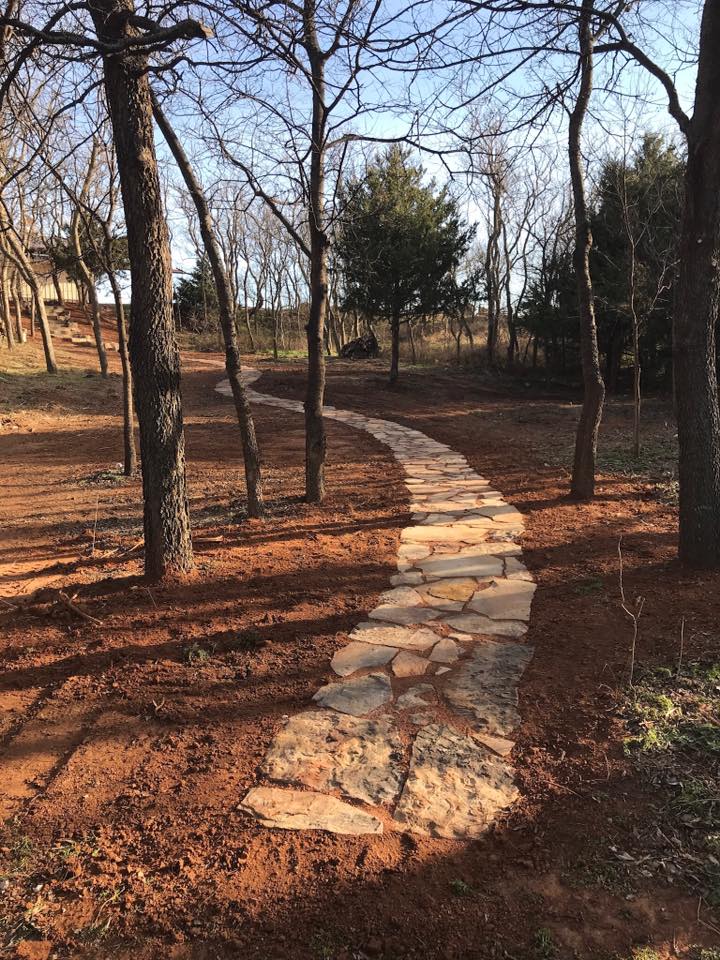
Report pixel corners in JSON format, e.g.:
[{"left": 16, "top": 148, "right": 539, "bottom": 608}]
[{"left": 0, "top": 682, "right": 101, "bottom": 821}]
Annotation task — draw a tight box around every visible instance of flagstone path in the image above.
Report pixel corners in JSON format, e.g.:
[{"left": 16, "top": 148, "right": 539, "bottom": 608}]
[{"left": 216, "top": 370, "right": 535, "bottom": 840}]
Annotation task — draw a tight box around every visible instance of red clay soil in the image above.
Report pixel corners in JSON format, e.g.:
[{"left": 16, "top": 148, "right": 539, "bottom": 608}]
[{"left": 0, "top": 340, "right": 718, "bottom": 959}]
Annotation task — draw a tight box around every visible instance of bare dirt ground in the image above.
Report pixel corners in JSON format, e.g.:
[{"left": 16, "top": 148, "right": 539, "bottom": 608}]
[{"left": 0, "top": 334, "right": 718, "bottom": 960}]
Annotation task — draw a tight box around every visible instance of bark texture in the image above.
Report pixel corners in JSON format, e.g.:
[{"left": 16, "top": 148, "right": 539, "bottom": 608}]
[
  {"left": 0, "top": 260, "right": 13, "bottom": 349},
  {"left": 674, "top": 0, "right": 720, "bottom": 566},
  {"left": 390, "top": 311, "right": 400, "bottom": 383},
  {"left": 303, "top": 8, "right": 328, "bottom": 503},
  {"left": 90, "top": 0, "right": 193, "bottom": 579},
  {"left": 568, "top": 0, "right": 605, "bottom": 500}
]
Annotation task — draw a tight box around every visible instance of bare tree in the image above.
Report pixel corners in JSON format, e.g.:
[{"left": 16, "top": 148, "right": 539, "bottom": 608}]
[
  {"left": 67, "top": 141, "right": 110, "bottom": 377},
  {"left": 191, "top": 0, "right": 452, "bottom": 499},
  {"left": 567, "top": 0, "right": 605, "bottom": 500},
  {"left": 0, "top": 201, "right": 57, "bottom": 372},
  {"left": 152, "top": 93, "right": 264, "bottom": 518},
  {"left": 478, "top": 138, "right": 506, "bottom": 365}
]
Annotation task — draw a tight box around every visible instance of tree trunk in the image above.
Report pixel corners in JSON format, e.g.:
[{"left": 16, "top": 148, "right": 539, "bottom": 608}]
[
  {"left": 304, "top": 21, "right": 328, "bottom": 504},
  {"left": 12, "top": 283, "right": 23, "bottom": 342},
  {"left": 568, "top": 0, "right": 605, "bottom": 500},
  {"left": 1, "top": 262, "right": 13, "bottom": 349},
  {"left": 407, "top": 319, "right": 417, "bottom": 364},
  {"left": 52, "top": 270, "right": 65, "bottom": 306},
  {"left": 450, "top": 316, "right": 461, "bottom": 361},
  {"left": 627, "top": 236, "right": 641, "bottom": 458},
  {"left": 632, "top": 322, "right": 641, "bottom": 459},
  {"left": 152, "top": 93, "right": 264, "bottom": 518},
  {"left": 502, "top": 222, "right": 517, "bottom": 366},
  {"left": 90, "top": 0, "right": 194, "bottom": 580},
  {"left": 70, "top": 154, "right": 109, "bottom": 377},
  {"left": 461, "top": 308, "right": 475, "bottom": 353},
  {"left": 242, "top": 291, "right": 256, "bottom": 352},
  {"left": 1, "top": 227, "right": 56, "bottom": 372},
  {"left": 83, "top": 275, "right": 109, "bottom": 376},
  {"left": 390, "top": 310, "right": 400, "bottom": 383},
  {"left": 327, "top": 303, "right": 342, "bottom": 355},
  {"left": 103, "top": 225, "right": 137, "bottom": 476},
  {"left": 674, "top": 0, "right": 720, "bottom": 566},
  {"left": 486, "top": 187, "right": 502, "bottom": 365}
]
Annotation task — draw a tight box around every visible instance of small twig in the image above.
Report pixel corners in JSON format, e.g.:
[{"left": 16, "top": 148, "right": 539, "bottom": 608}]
[
  {"left": 122, "top": 539, "right": 143, "bottom": 555},
  {"left": 144, "top": 587, "right": 158, "bottom": 609},
  {"left": 90, "top": 494, "right": 100, "bottom": 556},
  {"left": 109, "top": 538, "right": 143, "bottom": 557},
  {"left": 0, "top": 596, "right": 18, "bottom": 611},
  {"left": 677, "top": 616, "right": 685, "bottom": 676},
  {"left": 697, "top": 896, "right": 720, "bottom": 936},
  {"left": 618, "top": 537, "right": 645, "bottom": 687},
  {"left": 58, "top": 591, "right": 103, "bottom": 626}
]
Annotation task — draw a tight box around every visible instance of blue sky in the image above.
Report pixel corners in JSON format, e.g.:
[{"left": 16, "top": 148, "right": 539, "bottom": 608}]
[{"left": 152, "top": 0, "right": 703, "bottom": 300}]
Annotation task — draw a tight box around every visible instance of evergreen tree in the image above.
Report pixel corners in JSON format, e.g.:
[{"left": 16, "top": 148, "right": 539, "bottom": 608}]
[
  {"left": 48, "top": 222, "right": 129, "bottom": 285},
  {"left": 175, "top": 255, "right": 219, "bottom": 331},
  {"left": 520, "top": 135, "right": 683, "bottom": 388},
  {"left": 591, "top": 135, "right": 683, "bottom": 390},
  {"left": 336, "top": 147, "right": 475, "bottom": 382}
]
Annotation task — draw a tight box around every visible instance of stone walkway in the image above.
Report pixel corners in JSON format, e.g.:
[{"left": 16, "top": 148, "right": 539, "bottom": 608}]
[{"left": 216, "top": 370, "right": 535, "bottom": 840}]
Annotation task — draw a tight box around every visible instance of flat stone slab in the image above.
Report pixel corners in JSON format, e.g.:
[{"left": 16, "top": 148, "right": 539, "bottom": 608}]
[
  {"left": 415, "top": 584, "right": 464, "bottom": 612},
  {"left": 418, "top": 554, "right": 506, "bottom": 580},
  {"left": 446, "top": 613, "right": 528, "bottom": 639},
  {"left": 240, "top": 786, "right": 383, "bottom": 835},
  {"left": 392, "top": 724, "right": 518, "bottom": 839},
  {"left": 313, "top": 673, "right": 393, "bottom": 716},
  {"left": 441, "top": 640, "right": 534, "bottom": 736},
  {"left": 505, "top": 557, "right": 534, "bottom": 581},
  {"left": 262, "top": 712, "right": 404, "bottom": 805},
  {"left": 474, "top": 504, "right": 523, "bottom": 524},
  {"left": 351, "top": 622, "right": 439, "bottom": 652},
  {"left": 392, "top": 651, "right": 429, "bottom": 677},
  {"left": 396, "top": 683, "right": 437, "bottom": 710},
  {"left": 331, "top": 641, "right": 397, "bottom": 677},
  {"left": 377, "top": 585, "right": 425, "bottom": 607},
  {"left": 390, "top": 571, "right": 425, "bottom": 586},
  {"left": 398, "top": 544, "right": 433, "bottom": 561},
  {"left": 429, "top": 637, "right": 460, "bottom": 663},
  {"left": 477, "top": 733, "right": 515, "bottom": 757},
  {"left": 369, "top": 604, "right": 439, "bottom": 626},
  {"left": 425, "top": 578, "right": 477, "bottom": 603},
  {"left": 468, "top": 579, "right": 536, "bottom": 621},
  {"left": 401, "top": 525, "right": 493, "bottom": 544}
]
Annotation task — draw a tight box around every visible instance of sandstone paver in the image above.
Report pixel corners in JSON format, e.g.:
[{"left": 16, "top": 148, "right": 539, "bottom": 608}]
[{"left": 221, "top": 368, "right": 536, "bottom": 840}]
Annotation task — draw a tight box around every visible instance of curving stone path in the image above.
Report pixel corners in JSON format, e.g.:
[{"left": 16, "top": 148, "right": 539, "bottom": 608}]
[{"left": 216, "top": 370, "right": 535, "bottom": 840}]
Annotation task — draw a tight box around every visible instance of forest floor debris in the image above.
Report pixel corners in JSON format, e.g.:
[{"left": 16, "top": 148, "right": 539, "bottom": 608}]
[{"left": 0, "top": 336, "right": 718, "bottom": 958}]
